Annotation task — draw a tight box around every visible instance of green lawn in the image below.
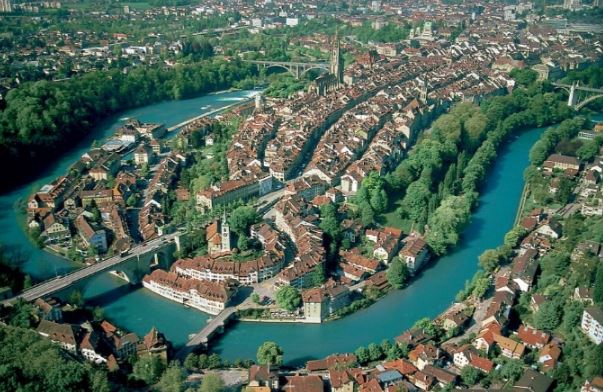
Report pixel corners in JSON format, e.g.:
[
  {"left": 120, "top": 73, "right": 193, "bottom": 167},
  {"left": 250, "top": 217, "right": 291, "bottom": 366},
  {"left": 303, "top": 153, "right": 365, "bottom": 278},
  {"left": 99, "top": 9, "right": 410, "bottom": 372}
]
[{"left": 379, "top": 200, "right": 413, "bottom": 233}]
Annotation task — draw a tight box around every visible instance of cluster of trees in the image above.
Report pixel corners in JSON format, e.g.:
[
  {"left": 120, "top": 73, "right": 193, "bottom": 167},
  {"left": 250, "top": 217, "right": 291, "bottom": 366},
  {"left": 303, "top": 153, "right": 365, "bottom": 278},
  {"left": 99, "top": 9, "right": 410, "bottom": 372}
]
[
  {"left": 228, "top": 205, "right": 261, "bottom": 252},
  {"left": 0, "top": 60, "right": 257, "bottom": 190},
  {"left": 354, "top": 171, "right": 389, "bottom": 227},
  {"left": 355, "top": 339, "right": 408, "bottom": 366},
  {"left": 351, "top": 21, "right": 410, "bottom": 43}
]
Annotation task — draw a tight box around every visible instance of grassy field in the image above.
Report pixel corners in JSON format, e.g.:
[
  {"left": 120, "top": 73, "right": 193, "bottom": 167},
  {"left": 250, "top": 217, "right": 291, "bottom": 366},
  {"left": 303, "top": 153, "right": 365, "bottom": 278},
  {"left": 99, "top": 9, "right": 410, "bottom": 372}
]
[{"left": 380, "top": 199, "right": 414, "bottom": 233}]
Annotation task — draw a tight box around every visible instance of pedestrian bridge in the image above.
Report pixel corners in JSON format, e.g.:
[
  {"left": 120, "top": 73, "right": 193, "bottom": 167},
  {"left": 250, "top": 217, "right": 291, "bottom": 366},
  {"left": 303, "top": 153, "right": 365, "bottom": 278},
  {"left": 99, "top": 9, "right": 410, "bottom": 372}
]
[
  {"left": 175, "top": 307, "right": 238, "bottom": 360},
  {"left": 8, "top": 231, "right": 183, "bottom": 303}
]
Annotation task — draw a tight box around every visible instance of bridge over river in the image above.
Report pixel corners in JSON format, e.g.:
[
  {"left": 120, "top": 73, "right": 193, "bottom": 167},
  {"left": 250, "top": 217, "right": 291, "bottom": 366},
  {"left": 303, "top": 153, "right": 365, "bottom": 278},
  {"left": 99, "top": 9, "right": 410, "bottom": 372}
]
[
  {"left": 6, "top": 231, "right": 182, "bottom": 303},
  {"left": 175, "top": 307, "right": 238, "bottom": 360}
]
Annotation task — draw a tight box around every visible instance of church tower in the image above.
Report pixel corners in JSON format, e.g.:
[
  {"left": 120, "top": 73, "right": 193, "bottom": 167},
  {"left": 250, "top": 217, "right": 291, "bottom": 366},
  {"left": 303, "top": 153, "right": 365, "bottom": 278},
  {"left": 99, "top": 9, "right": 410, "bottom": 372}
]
[
  {"left": 221, "top": 213, "right": 231, "bottom": 252},
  {"left": 330, "top": 31, "right": 344, "bottom": 83}
]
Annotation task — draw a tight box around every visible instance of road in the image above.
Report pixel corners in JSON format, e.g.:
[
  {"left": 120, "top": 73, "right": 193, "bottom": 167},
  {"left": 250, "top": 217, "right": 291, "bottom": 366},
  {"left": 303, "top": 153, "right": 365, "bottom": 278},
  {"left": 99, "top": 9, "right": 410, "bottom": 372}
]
[{"left": 7, "top": 231, "right": 182, "bottom": 303}]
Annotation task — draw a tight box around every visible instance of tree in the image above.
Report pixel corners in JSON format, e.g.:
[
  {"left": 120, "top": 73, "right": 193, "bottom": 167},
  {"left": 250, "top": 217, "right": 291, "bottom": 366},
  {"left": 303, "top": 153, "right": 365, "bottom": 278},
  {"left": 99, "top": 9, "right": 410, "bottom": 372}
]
[
  {"left": 355, "top": 346, "right": 370, "bottom": 365},
  {"left": 479, "top": 249, "right": 503, "bottom": 272},
  {"left": 228, "top": 206, "right": 259, "bottom": 234},
  {"left": 256, "top": 341, "right": 284, "bottom": 366},
  {"left": 497, "top": 359, "right": 524, "bottom": 382},
  {"left": 68, "top": 290, "right": 84, "bottom": 307},
  {"left": 198, "top": 354, "right": 209, "bottom": 369},
  {"left": 126, "top": 194, "right": 139, "bottom": 207},
  {"left": 275, "top": 286, "right": 301, "bottom": 311},
  {"left": 251, "top": 293, "right": 261, "bottom": 305},
  {"left": 425, "top": 194, "right": 472, "bottom": 255},
  {"left": 156, "top": 363, "right": 185, "bottom": 392},
  {"left": 184, "top": 353, "right": 199, "bottom": 371},
  {"left": 208, "top": 353, "right": 221, "bottom": 369},
  {"left": 360, "top": 203, "right": 375, "bottom": 227},
  {"left": 307, "top": 263, "right": 326, "bottom": 288},
  {"left": 461, "top": 366, "right": 483, "bottom": 386},
  {"left": 585, "top": 344, "right": 603, "bottom": 378},
  {"left": 577, "top": 140, "right": 599, "bottom": 162},
  {"left": 387, "top": 258, "right": 409, "bottom": 289},
  {"left": 367, "top": 343, "right": 383, "bottom": 361},
  {"left": 510, "top": 68, "right": 538, "bottom": 87},
  {"left": 237, "top": 235, "right": 249, "bottom": 251},
  {"left": 319, "top": 203, "right": 341, "bottom": 241},
  {"left": 132, "top": 355, "right": 166, "bottom": 385},
  {"left": 199, "top": 373, "right": 225, "bottom": 392},
  {"left": 594, "top": 264, "right": 603, "bottom": 305},
  {"left": 534, "top": 299, "right": 563, "bottom": 331}
]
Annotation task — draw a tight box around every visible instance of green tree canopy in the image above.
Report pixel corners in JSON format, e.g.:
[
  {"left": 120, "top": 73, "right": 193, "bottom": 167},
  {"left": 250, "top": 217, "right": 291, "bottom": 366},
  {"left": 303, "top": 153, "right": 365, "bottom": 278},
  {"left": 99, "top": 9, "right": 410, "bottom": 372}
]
[
  {"left": 275, "top": 286, "right": 301, "bottom": 311},
  {"left": 228, "top": 206, "right": 260, "bottom": 235},
  {"left": 387, "top": 258, "right": 409, "bottom": 289},
  {"left": 256, "top": 341, "right": 284, "bottom": 366},
  {"left": 199, "top": 373, "right": 225, "bottom": 392}
]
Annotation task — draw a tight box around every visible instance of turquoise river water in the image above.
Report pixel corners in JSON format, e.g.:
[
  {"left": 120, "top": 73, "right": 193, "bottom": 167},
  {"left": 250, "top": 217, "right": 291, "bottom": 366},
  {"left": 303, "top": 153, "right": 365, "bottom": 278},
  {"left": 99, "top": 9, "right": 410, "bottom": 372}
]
[{"left": 2, "top": 89, "right": 594, "bottom": 366}]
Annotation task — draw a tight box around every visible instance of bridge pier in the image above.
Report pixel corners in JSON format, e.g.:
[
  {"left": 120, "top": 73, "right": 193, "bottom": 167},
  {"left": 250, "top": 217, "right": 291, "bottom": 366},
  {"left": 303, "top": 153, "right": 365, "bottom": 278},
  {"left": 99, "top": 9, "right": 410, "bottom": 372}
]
[{"left": 568, "top": 82, "right": 578, "bottom": 107}]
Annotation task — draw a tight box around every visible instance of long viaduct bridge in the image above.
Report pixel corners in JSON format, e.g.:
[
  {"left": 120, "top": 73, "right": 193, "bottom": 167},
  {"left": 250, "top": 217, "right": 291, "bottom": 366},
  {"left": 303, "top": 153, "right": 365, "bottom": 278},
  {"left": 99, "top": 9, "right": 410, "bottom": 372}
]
[
  {"left": 246, "top": 60, "right": 331, "bottom": 79},
  {"left": 7, "top": 231, "right": 183, "bottom": 303},
  {"left": 553, "top": 82, "right": 603, "bottom": 110}
]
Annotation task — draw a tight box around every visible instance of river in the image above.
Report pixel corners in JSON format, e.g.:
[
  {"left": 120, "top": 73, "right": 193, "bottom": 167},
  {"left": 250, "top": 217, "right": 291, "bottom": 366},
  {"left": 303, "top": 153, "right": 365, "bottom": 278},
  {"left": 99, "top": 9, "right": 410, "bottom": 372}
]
[{"left": 1, "top": 90, "right": 595, "bottom": 366}]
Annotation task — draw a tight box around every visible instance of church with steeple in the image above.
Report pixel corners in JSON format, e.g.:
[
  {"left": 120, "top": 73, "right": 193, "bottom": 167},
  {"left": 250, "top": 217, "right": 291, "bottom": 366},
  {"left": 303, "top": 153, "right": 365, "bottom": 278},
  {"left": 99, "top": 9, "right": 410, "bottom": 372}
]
[
  {"left": 330, "top": 31, "right": 344, "bottom": 83},
  {"left": 311, "top": 32, "right": 344, "bottom": 96}
]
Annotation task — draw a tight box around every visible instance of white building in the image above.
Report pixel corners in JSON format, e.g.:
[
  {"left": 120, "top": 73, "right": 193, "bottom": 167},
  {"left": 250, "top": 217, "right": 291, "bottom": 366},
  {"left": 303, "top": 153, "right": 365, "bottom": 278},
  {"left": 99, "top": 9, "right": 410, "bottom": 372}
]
[
  {"left": 581, "top": 306, "right": 603, "bottom": 345},
  {"left": 143, "top": 270, "right": 233, "bottom": 315}
]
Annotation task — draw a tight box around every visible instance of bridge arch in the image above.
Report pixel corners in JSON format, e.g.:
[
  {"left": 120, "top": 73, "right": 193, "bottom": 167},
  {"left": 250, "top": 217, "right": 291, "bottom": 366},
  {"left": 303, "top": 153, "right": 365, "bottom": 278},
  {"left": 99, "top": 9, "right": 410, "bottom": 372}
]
[
  {"left": 299, "top": 65, "right": 330, "bottom": 78},
  {"left": 576, "top": 94, "right": 603, "bottom": 110},
  {"left": 262, "top": 64, "right": 296, "bottom": 77}
]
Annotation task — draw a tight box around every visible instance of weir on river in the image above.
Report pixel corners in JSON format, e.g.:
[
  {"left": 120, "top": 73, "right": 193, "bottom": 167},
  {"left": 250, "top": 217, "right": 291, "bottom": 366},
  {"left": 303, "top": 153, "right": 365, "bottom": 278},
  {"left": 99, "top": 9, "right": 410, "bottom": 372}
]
[{"left": 3, "top": 90, "right": 593, "bottom": 366}]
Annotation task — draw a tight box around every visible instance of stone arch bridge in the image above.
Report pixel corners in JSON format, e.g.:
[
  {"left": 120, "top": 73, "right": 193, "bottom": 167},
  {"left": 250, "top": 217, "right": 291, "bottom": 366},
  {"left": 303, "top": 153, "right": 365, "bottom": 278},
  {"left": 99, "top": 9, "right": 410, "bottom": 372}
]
[
  {"left": 6, "top": 231, "right": 185, "bottom": 303},
  {"left": 246, "top": 60, "right": 331, "bottom": 79}
]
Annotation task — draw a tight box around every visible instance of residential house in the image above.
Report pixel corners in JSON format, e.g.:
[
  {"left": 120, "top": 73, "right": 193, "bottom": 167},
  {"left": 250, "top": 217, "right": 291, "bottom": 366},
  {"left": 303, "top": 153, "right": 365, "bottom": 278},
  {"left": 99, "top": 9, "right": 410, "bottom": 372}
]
[
  {"left": 538, "top": 342, "right": 561, "bottom": 372},
  {"left": 248, "top": 365, "right": 280, "bottom": 390},
  {"left": 581, "top": 306, "right": 603, "bottom": 345},
  {"left": 75, "top": 214, "right": 107, "bottom": 253},
  {"left": 329, "top": 369, "right": 354, "bottom": 392},
  {"left": 34, "top": 297, "right": 63, "bottom": 322},
  {"left": 302, "top": 285, "right": 351, "bottom": 323},
  {"left": 42, "top": 213, "right": 71, "bottom": 243},
  {"left": 582, "top": 377, "right": 603, "bottom": 392},
  {"left": 422, "top": 365, "right": 457, "bottom": 388},
  {"left": 282, "top": 375, "right": 324, "bottom": 392},
  {"left": 495, "top": 334, "right": 526, "bottom": 359},
  {"left": 398, "top": 233, "right": 429, "bottom": 274},
  {"left": 512, "top": 249, "right": 539, "bottom": 292},
  {"left": 535, "top": 220, "right": 562, "bottom": 240},
  {"left": 408, "top": 344, "right": 440, "bottom": 370},
  {"left": 517, "top": 325, "right": 550, "bottom": 349},
  {"left": 574, "top": 287, "right": 594, "bottom": 305},
  {"left": 134, "top": 144, "right": 153, "bottom": 166},
  {"left": 137, "top": 327, "right": 169, "bottom": 361},
  {"left": 543, "top": 153, "right": 580, "bottom": 173},
  {"left": 37, "top": 320, "right": 80, "bottom": 353},
  {"left": 513, "top": 369, "right": 553, "bottom": 392}
]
